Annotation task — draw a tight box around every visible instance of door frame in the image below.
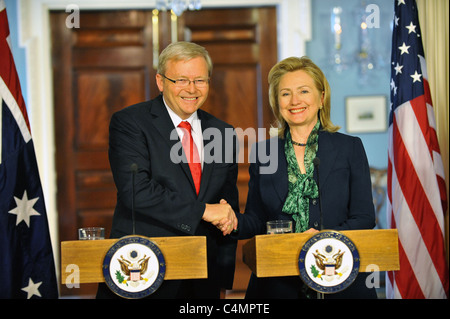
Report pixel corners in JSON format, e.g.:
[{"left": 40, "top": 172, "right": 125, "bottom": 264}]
[{"left": 17, "top": 0, "right": 311, "bottom": 279}]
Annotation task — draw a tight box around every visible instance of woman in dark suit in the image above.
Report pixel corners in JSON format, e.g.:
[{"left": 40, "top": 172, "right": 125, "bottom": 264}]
[{"left": 235, "top": 56, "right": 377, "bottom": 299}]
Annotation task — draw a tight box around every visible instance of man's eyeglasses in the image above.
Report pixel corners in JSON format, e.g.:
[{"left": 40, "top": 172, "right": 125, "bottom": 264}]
[{"left": 161, "top": 74, "right": 209, "bottom": 88}]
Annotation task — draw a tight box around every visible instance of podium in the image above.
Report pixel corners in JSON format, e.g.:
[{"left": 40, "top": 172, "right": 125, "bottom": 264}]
[
  {"left": 61, "top": 236, "right": 207, "bottom": 285},
  {"left": 242, "top": 229, "right": 399, "bottom": 278}
]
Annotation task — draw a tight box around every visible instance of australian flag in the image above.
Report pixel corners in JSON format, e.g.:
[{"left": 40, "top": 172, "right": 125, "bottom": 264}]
[{"left": 1, "top": 1, "right": 58, "bottom": 298}]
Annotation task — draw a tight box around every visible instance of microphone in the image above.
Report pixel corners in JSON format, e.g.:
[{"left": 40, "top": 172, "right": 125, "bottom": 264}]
[
  {"left": 313, "top": 157, "right": 323, "bottom": 231},
  {"left": 130, "top": 163, "right": 138, "bottom": 235},
  {"left": 313, "top": 157, "right": 325, "bottom": 300}
]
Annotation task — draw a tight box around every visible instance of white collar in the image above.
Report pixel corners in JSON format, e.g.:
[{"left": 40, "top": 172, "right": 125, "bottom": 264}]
[{"left": 162, "top": 96, "right": 202, "bottom": 137}]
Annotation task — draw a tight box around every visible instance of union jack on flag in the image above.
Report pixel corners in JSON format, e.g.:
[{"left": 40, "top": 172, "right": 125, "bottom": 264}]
[
  {"left": 0, "top": 0, "right": 58, "bottom": 298},
  {"left": 387, "top": 0, "right": 448, "bottom": 299}
]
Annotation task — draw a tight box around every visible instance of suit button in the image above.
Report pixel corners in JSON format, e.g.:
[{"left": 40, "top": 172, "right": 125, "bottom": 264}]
[
  {"left": 314, "top": 222, "right": 319, "bottom": 228},
  {"left": 312, "top": 199, "right": 317, "bottom": 205},
  {"left": 178, "top": 223, "right": 191, "bottom": 232}
]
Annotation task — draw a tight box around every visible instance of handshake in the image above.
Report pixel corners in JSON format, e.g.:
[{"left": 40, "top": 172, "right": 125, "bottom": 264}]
[{"left": 202, "top": 199, "right": 238, "bottom": 236}]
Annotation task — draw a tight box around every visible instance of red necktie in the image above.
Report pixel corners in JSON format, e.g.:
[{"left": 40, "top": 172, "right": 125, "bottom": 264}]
[{"left": 178, "top": 121, "right": 202, "bottom": 195}]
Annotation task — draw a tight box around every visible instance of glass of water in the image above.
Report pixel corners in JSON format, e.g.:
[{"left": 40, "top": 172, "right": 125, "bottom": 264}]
[
  {"left": 266, "top": 220, "right": 293, "bottom": 234},
  {"left": 78, "top": 227, "right": 105, "bottom": 240}
]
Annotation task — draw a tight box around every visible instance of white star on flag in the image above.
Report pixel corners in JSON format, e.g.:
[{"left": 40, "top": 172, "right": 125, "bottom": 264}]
[
  {"left": 398, "top": 42, "right": 410, "bottom": 55},
  {"left": 8, "top": 190, "right": 41, "bottom": 227},
  {"left": 410, "top": 70, "right": 422, "bottom": 82},
  {"left": 21, "top": 278, "right": 42, "bottom": 299},
  {"left": 405, "top": 21, "right": 417, "bottom": 34},
  {"left": 394, "top": 62, "right": 403, "bottom": 75},
  {"left": 394, "top": 16, "right": 399, "bottom": 26},
  {"left": 390, "top": 79, "right": 398, "bottom": 96}
]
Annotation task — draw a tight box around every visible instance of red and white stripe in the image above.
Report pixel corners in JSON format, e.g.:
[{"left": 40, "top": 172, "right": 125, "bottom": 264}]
[
  {"left": 0, "top": 2, "right": 32, "bottom": 135},
  {"left": 0, "top": 0, "right": 32, "bottom": 165},
  {"left": 386, "top": 56, "right": 448, "bottom": 299}
]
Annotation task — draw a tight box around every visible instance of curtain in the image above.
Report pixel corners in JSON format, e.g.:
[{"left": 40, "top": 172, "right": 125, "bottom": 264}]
[{"left": 417, "top": 0, "right": 449, "bottom": 261}]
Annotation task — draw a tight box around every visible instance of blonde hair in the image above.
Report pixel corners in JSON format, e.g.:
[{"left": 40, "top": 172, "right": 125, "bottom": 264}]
[
  {"left": 268, "top": 56, "right": 340, "bottom": 137},
  {"left": 157, "top": 41, "right": 213, "bottom": 77}
]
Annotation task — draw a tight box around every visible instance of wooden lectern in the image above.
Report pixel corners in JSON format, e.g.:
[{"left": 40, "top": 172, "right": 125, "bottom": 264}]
[
  {"left": 61, "top": 236, "right": 207, "bottom": 284},
  {"left": 242, "top": 229, "right": 399, "bottom": 278}
]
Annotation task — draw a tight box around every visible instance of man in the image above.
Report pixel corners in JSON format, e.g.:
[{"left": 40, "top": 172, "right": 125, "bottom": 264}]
[{"left": 97, "top": 42, "right": 239, "bottom": 299}]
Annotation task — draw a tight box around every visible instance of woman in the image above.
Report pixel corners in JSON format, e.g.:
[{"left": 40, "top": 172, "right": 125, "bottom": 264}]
[{"left": 235, "top": 56, "right": 377, "bottom": 299}]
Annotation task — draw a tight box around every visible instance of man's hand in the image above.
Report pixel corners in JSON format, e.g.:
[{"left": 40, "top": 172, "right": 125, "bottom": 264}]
[{"left": 203, "top": 199, "right": 237, "bottom": 235}]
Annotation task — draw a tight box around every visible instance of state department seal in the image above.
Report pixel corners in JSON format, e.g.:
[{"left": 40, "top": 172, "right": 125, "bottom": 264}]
[
  {"left": 298, "top": 231, "right": 360, "bottom": 294},
  {"left": 102, "top": 235, "right": 166, "bottom": 299}
]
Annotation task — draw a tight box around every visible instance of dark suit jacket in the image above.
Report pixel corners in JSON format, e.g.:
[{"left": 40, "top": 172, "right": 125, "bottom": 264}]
[
  {"left": 100, "top": 95, "right": 239, "bottom": 299},
  {"left": 236, "top": 130, "right": 377, "bottom": 299}
]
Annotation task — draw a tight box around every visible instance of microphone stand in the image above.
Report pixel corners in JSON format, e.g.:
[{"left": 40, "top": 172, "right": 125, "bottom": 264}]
[
  {"left": 313, "top": 157, "right": 324, "bottom": 300},
  {"left": 313, "top": 157, "right": 323, "bottom": 232},
  {"left": 130, "top": 163, "right": 138, "bottom": 235}
]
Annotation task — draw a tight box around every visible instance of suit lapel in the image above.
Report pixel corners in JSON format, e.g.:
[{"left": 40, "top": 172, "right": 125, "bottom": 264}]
[
  {"left": 269, "top": 131, "right": 337, "bottom": 203},
  {"left": 316, "top": 131, "right": 337, "bottom": 187},
  {"left": 150, "top": 96, "right": 195, "bottom": 193},
  {"left": 271, "top": 137, "right": 289, "bottom": 203},
  {"left": 197, "top": 110, "right": 213, "bottom": 199},
  {"left": 150, "top": 96, "right": 179, "bottom": 149}
]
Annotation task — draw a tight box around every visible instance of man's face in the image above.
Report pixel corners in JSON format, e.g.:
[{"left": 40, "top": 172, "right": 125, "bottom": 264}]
[{"left": 156, "top": 56, "right": 210, "bottom": 120}]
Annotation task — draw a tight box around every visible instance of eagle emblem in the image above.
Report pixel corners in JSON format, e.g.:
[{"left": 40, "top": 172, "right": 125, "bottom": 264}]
[
  {"left": 298, "top": 231, "right": 360, "bottom": 294},
  {"left": 114, "top": 249, "right": 155, "bottom": 287},
  {"left": 308, "top": 242, "right": 351, "bottom": 284},
  {"left": 103, "top": 235, "right": 166, "bottom": 298},
  {"left": 119, "top": 254, "right": 151, "bottom": 281},
  {"left": 312, "top": 245, "right": 346, "bottom": 279}
]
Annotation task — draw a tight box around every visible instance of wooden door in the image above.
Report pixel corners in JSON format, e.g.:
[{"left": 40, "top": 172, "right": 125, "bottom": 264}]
[
  {"left": 180, "top": 8, "right": 277, "bottom": 211},
  {"left": 51, "top": 7, "right": 277, "bottom": 297},
  {"left": 179, "top": 8, "right": 277, "bottom": 294},
  {"left": 51, "top": 10, "right": 159, "bottom": 296}
]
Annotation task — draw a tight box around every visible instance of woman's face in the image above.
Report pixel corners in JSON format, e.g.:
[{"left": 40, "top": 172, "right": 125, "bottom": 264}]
[{"left": 278, "top": 70, "right": 324, "bottom": 130}]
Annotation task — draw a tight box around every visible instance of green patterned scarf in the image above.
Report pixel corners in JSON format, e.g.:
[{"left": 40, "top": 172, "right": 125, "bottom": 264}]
[{"left": 282, "top": 120, "right": 320, "bottom": 233}]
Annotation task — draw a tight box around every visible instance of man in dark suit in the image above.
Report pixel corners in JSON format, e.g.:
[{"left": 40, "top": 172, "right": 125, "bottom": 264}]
[{"left": 97, "top": 42, "right": 239, "bottom": 299}]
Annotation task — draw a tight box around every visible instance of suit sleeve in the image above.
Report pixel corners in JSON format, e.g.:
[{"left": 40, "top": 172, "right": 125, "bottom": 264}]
[
  {"left": 234, "top": 143, "right": 268, "bottom": 239},
  {"left": 108, "top": 109, "right": 205, "bottom": 236},
  {"left": 215, "top": 129, "right": 240, "bottom": 289}
]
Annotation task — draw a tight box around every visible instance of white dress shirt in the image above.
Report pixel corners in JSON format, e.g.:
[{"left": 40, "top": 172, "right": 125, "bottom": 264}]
[{"left": 163, "top": 97, "right": 204, "bottom": 169}]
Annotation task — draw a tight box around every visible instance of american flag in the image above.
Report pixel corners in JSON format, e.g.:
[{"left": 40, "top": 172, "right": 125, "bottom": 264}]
[
  {"left": 387, "top": 0, "right": 448, "bottom": 299},
  {"left": 0, "top": 1, "right": 58, "bottom": 298}
]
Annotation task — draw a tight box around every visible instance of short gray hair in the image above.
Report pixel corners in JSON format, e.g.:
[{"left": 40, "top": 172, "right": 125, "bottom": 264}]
[{"left": 157, "top": 41, "right": 213, "bottom": 77}]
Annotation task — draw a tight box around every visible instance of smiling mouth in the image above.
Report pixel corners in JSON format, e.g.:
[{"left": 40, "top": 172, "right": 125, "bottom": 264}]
[
  {"left": 181, "top": 97, "right": 198, "bottom": 101},
  {"left": 290, "top": 107, "right": 306, "bottom": 113}
]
